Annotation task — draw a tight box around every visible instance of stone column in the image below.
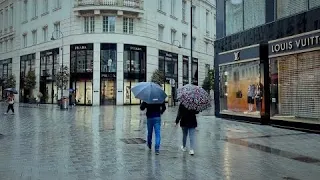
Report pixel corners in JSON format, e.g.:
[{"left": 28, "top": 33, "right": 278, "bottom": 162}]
[
  {"left": 146, "top": 47, "right": 158, "bottom": 82},
  {"left": 33, "top": 51, "right": 41, "bottom": 97},
  {"left": 12, "top": 55, "right": 20, "bottom": 103},
  {"left": 116, "top": 43, "right": 124, "bottom": 105},
  {"left": 92, "top": 43, "right": 101, "bottom": 106}
]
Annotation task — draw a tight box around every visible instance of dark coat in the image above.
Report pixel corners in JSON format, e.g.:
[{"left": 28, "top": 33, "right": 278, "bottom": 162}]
[
  {"left": 140, "top": 102, "right": 166, "bottom": 118},
  {"left": 175, "top": 104, "right": 199, "bottom": 128}
]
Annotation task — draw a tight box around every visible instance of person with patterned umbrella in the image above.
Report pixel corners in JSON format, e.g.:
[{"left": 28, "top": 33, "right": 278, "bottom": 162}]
[{"left": 175, "top": 84, "right": 211, "bottom": 156}]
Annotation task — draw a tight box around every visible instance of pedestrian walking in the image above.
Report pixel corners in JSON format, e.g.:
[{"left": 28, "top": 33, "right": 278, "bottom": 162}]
[
  {"left": 5, "top": 93, "right": 15, "bottom": 115},
  {"left": 131, "top": 82, "right": 168, "bottom": 155},
  {"left": 175, "top": 103, "right": 199, "bottom": 155},
  {"left": 140, "top": 101, "right": 166, "bottom": 155}
]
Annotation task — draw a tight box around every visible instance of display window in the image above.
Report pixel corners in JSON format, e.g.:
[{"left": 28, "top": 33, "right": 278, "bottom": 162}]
[
  {"left": 73, "top": 80, "right": 92, "bottom": 105},
  {"left": 101, "top": 78, "right": 116, "bottom": 105},
  {"left": 270, "top": 51, "right": 320, "bottom": 124},
  {"left": 0, "top": 58, "right": 12, "bottom": 100},
  {"left": 124, "top": 80, "right": 141, "bottom": 105},
  {"left": 219, "top": 60, "right": 264, "bottom": 117},
  {"left": 191, "top": 58, "right": 198, "bottom": 85}
]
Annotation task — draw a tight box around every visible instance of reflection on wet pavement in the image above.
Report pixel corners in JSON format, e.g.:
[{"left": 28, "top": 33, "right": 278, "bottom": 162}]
[{"left": 0, "top": 103, "right": 319, "bottom": 180}]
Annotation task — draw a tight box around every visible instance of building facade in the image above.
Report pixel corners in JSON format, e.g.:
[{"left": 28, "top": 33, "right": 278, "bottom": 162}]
[
  {"left": 0, "top": 0, "right": 215, "bottom": 105},
  {"left": 215, "top": 0, "right": 320, "bottom": 131}
]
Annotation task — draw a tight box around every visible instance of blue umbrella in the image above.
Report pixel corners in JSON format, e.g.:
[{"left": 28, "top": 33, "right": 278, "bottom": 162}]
[
  {"left": 131, "top": 82, "right": 167, "bottom": 104},
  {"left": 4, "top": 88, "right": 18, "bottom": 94}
]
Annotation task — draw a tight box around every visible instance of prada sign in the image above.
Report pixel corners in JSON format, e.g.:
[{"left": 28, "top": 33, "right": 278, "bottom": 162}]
[{"left": 269, "top": 31, "right": 320, "bottom": 55}]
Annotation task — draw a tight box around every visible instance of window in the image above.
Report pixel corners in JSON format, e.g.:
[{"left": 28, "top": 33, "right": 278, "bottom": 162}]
[
  {"left": 158, "top": 25, "right": 164, "bottom": 41},
  {"left": 10, "top": 38, "right": 13, "bottom": 51},
  {"left": 277, "top": 0, "right": 307, "bottom": 19},
  {"left": 0, "top": 10, "right": 3, "bottom": 32},
  {"left": 192, "top": 5, "right": 196, "bottom": 26},
  {"left": 10, "top": 5, "right": 13, "bottom": 27},
  {"left": 103, "top": 16, "right": 116, "bottom": 33},
  {"left": 158, "top": 0, "right": 163, "bottom": 11},
  {"left": 192, "top": 37, "right": 196, "bottom": 49},
  {"left": 5, "top": 7, "right": 8, "bottom": 28},
  {"left": 54, "top": 22, "right": 60, "bottom": 38},
  {"left": 23, "top": 34, "right": 27, "bottom": 48},
  {"left": 225, "top": 0, "right": 265, "bottom": 35},
  {"left": 32, "top": 0, "right": 37, "bottom": 18},
  {"left": 182, "top": 33, "right": 187, "bottom": 48},
  {"left": 54, "top": 0, "right": 61, "bottom": 9},
  {"left": 32, "top": 31, "right": 37, "bottom": 45},
  {"left": 171, "top": 29, "right": 176, "bottom": 44},
  {"left": 23, "top": 0, "right": 28, "bottom": 22},
  {"left": 171, "top": 0, "right": 176, "bottom": 16},
  {"left": 205, "top": 42, "right": 209, "bottom": 53},
  {"left": 182, "top": 0, "right": 186, "bottom": 21},
  {"left": 84, "top": 17, "right": 95, "bottom": 33},
  {"left": 206, "top": 11, "right": 210, "bottom": 34},
  {"left": 5, "top": 40, "right": 8, "bottom": 52},
  {"left": 244, "top": 0, "right": 265, "bottom": 29},
  {"left": 43, "top": 0, "right": 48, "bottom": 13},
  {"left": 310, "top": 0, "right": 320, "bottom": 8},
  {"left": 43, "top": 27, "right": 48, "bottom": 42},
  {"left": 123, "top": 17, "right": 133, "bottom": 34}
]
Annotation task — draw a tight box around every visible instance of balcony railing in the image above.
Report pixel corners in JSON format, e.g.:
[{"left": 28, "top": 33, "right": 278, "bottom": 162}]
[{"left": 75, "top": 0, "right": 143, "bottom": 9}]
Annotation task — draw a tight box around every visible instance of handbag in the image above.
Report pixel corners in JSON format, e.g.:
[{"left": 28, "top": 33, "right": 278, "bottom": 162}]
[{"left": 236, "top": 90, "right": 242, "bottom": 98}]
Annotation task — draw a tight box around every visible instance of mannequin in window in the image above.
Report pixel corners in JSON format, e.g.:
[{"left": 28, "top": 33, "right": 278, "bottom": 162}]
[
  {"left": 255, "top": 83, "right": 262, "bottom": 112},
  {"left": 247, "top": 84, "right": 255, "bottom": 112},
  {"left": 108, "top": 59, "right": 113, "bottom": 72}
]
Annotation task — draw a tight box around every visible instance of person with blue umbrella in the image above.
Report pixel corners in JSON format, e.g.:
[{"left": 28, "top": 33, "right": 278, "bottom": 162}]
[{"left": 131, "top": 82, "right": 167, "bottom": 155}]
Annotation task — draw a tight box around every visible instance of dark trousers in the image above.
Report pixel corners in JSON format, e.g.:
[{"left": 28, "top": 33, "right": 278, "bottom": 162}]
[{"left": 7, "top": 104, "right": 14, "bottom": 113}]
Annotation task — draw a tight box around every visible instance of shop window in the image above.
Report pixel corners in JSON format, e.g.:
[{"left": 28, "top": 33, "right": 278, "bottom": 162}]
[
  {"left": 101, "top": 48, "right": 116, "bottom": 73},
  {"left": 219, "top": 60, "right": 263, "bottom": 117},
  {"left": 225, "top": 0, "right": 243, "bottom": 35},
  {"left": 270, "top": 51, "right": 320, "bottom": 123},
  {"left": 277, "top": 0, "right": 307, "bottom": 19}
]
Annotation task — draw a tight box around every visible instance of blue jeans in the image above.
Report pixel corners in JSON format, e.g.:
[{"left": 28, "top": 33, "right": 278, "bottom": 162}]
[
  {"left": 147, "top": 117, "right": 161, "bottom": 151},
  {"left": 182, "top": 127, "right": 196, "bottom": 150}
]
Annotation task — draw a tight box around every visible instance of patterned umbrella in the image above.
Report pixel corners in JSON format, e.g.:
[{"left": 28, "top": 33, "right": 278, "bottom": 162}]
[{"left": 177, "top": 84, "right": 211, "bottom": 112}]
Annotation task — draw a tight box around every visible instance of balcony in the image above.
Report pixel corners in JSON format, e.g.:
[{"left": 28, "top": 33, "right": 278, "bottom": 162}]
[{"left": 74, "top": 0, "right": 144, "bottom": 16}]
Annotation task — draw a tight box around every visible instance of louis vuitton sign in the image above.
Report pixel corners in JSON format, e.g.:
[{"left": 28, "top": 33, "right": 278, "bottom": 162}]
[
  {"left": 269, "top": 31, "right": 320, "bottom": 56},
  {"left": 218, "top": 44, "right": 260, "bottom": 64}
]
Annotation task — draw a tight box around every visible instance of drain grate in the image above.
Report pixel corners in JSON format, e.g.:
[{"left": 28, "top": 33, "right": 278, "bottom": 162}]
[
  {"left": 283, "top": 177, "right": 300, "bottom": 180},
  {"left": 120, "top": 138, "right": 146, "bottom": 144}
]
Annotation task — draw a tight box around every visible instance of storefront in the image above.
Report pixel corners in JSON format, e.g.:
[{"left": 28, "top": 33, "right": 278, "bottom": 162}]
[
  {"left": 40, "top": 48, "right": 59, "bottom": 104},
  {"left": 100, "top": 43, "right": 117, "bottom": 105},
  {"left": 191, "top": 58, "right": 198, "bottom": 85},
  {"left": 20, "top": 53, "right": 36, "bottom": 103},
  {"left": 70, "top": 44, "right": 94, "bottom": 105},
  {"left": 268, "top": 30, "right": 320, "bottom": 125},
  {"left": 215, "top": 44, "right": 269, "bottom": 123},
  {"left": 159, "top": 50, "right": 178, "bottom": 102},
  {"left": 123, "top": 44, "right": 146, "bottom": 105},
  {"left": 0, "top": 58, "right": 12, "bottom": 101},
  {"left": 183, "top": 56, "right": 189, "bottom": 85}
]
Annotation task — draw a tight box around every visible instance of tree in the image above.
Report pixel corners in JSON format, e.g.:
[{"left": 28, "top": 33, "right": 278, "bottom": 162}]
[
  {"left": 3, "top": 74, "right": 16, "bottom": 89},
  {"left": 151, "top": 69, "right": 165, "bottom": 86},
  {"left": 202, "top": 69, "right": 214, "bottom": 93},
  {"left": 55, "top": 65, "right": 69, "bottom": 90},
  {"left": 24, "top": 71, "right": 36, "bottom": 92}
]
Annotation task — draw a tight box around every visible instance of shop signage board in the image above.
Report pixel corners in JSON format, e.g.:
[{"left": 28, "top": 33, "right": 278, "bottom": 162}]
[{"left": 269, "top": 30, "right": 320, "bottom": 57}]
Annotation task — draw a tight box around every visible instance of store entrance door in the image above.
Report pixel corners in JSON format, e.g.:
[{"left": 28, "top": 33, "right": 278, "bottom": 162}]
[
  {"left": 100, "top": 78, "right": 116, "bottom": 105},
  {"left": 72, "top": 80, "right": 93, "bottom": 105}
]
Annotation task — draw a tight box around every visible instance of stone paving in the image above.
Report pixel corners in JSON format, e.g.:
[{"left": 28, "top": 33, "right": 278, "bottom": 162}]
[{"left": 0, "top": 103, "right": 319, "bottom": 180}]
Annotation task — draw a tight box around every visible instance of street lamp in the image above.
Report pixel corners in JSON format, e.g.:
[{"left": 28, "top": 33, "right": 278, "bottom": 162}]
[{"left": 51, "top": 30, "right": 65, "bottom": 108}]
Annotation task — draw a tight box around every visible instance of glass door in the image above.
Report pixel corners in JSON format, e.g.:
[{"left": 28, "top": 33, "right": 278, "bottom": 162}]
[{"left": 101, "top": 78, "right": 116, "bottom": 105}]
